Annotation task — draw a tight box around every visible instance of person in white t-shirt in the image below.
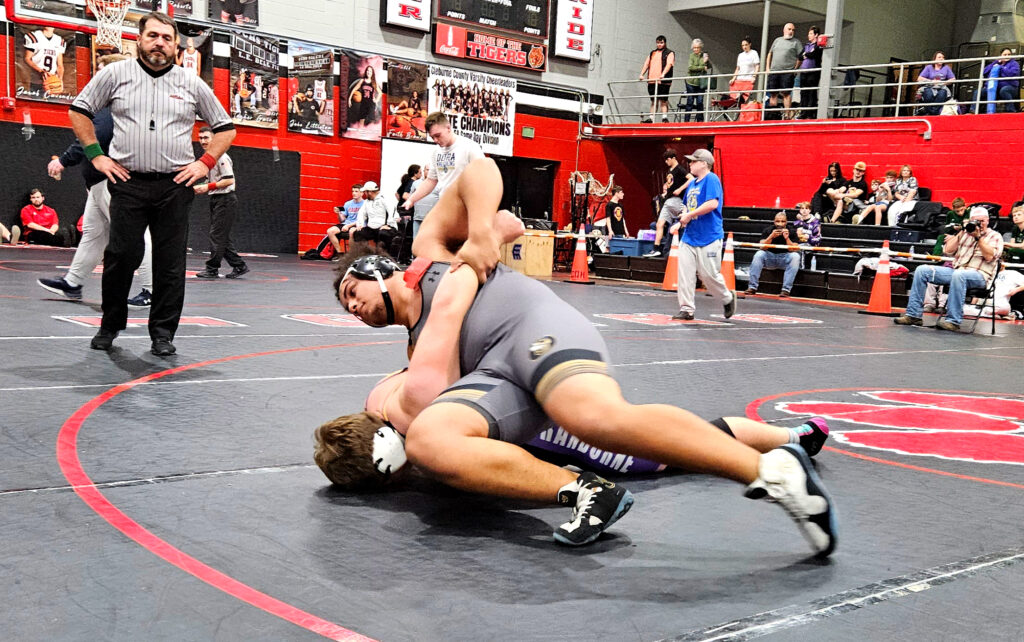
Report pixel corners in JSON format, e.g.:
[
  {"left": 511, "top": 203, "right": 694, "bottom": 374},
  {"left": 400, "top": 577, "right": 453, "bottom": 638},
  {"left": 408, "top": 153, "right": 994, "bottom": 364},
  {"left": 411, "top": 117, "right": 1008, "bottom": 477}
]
[
  {"left": 963, "top": 266, "right": 1024, "bottom": 318},
  {"left": 729, "top": 36, "right": 760, "bottom": 103},
  {"left": 403, "top": 111, "right": 484, "bottom": 210}
]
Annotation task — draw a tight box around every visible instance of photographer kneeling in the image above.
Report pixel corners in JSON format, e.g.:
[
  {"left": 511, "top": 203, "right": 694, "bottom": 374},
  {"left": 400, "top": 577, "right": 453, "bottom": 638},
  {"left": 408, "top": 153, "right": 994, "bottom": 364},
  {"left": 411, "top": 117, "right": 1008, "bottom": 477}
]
[{"left": 895, "top": 207, "right": 1003, "bottom": 331}]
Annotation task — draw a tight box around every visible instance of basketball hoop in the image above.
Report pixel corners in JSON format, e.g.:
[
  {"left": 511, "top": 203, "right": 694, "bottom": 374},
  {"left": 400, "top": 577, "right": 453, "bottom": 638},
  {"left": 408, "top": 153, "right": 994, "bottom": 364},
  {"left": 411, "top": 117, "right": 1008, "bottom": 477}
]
[{"left": 87, "top": 0, "right": 131, "bottom": 49}]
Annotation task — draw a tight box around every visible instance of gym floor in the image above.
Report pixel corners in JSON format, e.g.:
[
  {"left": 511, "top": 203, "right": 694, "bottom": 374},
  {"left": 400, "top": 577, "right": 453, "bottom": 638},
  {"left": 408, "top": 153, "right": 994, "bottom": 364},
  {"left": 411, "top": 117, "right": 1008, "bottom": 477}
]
[{"left": 2, "top": 245, "right": 1023, "bottom": 642}]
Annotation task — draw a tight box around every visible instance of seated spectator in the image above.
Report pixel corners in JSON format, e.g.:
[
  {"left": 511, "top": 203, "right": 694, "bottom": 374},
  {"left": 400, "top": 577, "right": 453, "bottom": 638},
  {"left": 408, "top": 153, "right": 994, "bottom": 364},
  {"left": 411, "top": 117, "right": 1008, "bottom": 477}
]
[
  {"left": 811, "top": 161, "right": 844, "bottom": 217},
  {"left": 352, "top": 181, "right": 398, "bottom": 250},
  {"left": 829, "top": 161, "right": 868, "bottom": 223},
  {"left": 885, "top": 164, "right": 920, "bottom": 226},
  {"left": 915, "top": 51, "right": 955, "bottom": 116},
  {"left": 895, "top": 207, "right": 1003, "bottom": 331},
  {"left": 644, "top": 150, "right": 690, "bottom": 257},
  {"left": 932, "top": 197, "right": 969, "bottom": 255},
  {"left": 1002, "top": 203, "right": 1024, "bottom": 264},
  {"left": 1, "top": 221, "right": 20, "bottom": 245},
  {"left": 853, "top": 174, "right": 894, "bottom": 225},
  {"left": 729, "top": 37, "right": 759, "bottom": 103},
  {"left": 20, "top": 189, "right": 65, "bottom": 247},
  {"left": 744, "top": 211, "right": 802, "bottom": 297},
  {"left": 971, "top": 48, "right": 1020, "bottom": 114},
  {"left": 683, "top": 39, "right": 712, "bottom": 123},
  {"left": 963, "top": 264, "right": 1024, "bottom": 319},
  {"left": 327, "top": 183, "right": 364, "bottom": 255},
  {"left": 793, "top": 201, "right": 821, "bottom": 246}
]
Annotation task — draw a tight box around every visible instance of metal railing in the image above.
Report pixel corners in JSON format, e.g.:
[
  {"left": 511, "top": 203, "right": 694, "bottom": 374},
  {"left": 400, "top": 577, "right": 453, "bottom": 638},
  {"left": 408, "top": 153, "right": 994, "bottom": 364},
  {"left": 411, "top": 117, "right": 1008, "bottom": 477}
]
[{"left": 602, "top": 53, "right": 1023, "bottom": 124}]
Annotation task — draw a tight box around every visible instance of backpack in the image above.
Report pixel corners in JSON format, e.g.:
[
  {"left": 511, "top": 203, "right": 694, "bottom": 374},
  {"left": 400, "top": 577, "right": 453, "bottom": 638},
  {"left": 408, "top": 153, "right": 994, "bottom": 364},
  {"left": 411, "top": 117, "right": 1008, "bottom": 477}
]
[{"left": 301, "top": 235, "right": 336, "bottom": 260}]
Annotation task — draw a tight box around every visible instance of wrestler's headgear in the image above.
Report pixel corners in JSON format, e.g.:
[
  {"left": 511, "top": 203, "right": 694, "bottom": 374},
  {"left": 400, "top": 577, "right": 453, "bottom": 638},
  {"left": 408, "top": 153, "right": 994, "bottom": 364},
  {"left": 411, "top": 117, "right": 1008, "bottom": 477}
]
[
  {"left": 345, "top": 254, "right": 400, "bottom": 327},
  {"left": 372, "top": 424, "right": 408, "bottom": 478}
]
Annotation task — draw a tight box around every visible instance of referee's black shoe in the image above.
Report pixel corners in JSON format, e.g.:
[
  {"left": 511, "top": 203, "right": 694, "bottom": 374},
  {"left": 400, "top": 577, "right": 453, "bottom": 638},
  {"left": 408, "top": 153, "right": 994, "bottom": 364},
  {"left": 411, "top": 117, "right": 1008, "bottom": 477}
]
[
  {"left": 151, "top": 338, "right": 176, "bottom": 356},
  {"left": 90, "top": 329, "right": 118, "bottom": 351},
  {"left": 225, "top": 265, "right": 250, "bottom": 279}
]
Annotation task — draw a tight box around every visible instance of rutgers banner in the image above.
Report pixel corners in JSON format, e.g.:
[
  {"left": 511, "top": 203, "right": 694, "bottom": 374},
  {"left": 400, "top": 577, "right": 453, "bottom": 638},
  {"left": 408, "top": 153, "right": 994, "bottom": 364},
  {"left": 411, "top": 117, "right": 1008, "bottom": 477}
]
[{"left": 428, "top": 64, "right": 516, "bottom": 156}]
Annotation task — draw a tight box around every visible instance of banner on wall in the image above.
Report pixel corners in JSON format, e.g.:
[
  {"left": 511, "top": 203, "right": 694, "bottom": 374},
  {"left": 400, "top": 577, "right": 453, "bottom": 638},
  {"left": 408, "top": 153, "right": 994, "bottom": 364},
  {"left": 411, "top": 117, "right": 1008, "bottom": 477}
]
[
  {"left": 210, "top": 0, "right": 258, "bottom": 27},
  {"left": 174, "top": 23, "right": 214, "bottom": 90},
  {"left": 230, "top": 32, "right": 279, "bottom": 129},
  {"left": 14, "top": 25, "right": 78, "bottom": 104},
  {"left": 385, "top": 60, "right": 428, "bottom": 141},
  {"left": 428, "top": 64, "right": 516, "bottom": 156},
  {"left": 340, "top": 51, "right": 384, "bottom": 142},
  {"left": 553, "top": 0, "right": 593, "bottom": 61},
  {"left": 89, "top": 36, "right": 137, "bottom": 74},
  {"left": 380, "top": 0, "right": 432, "bottom": 32},
  {"left": 169, "top": 0, "right": 193, "bottom": 15},
  {"left": 288, "top": 48, "right": 335, "bottom": 136}
]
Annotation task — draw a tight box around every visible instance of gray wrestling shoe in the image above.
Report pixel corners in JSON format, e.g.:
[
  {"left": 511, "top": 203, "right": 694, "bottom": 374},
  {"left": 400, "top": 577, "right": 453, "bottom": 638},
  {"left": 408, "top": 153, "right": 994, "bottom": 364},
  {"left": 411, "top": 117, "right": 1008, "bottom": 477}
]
[{"left": 554, "top": 472, "right": 634, "bottom": 546}]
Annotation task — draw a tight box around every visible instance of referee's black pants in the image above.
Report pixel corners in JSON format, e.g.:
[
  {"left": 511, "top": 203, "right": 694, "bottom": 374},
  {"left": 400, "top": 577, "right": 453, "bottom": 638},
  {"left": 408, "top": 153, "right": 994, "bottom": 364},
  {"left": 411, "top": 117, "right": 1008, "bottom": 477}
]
[
  {"left": 205, "top": 193, "right": 246, "bottom": 271},
  {"left": 102, "top": 174, "right": 193, "bottom": 341}
]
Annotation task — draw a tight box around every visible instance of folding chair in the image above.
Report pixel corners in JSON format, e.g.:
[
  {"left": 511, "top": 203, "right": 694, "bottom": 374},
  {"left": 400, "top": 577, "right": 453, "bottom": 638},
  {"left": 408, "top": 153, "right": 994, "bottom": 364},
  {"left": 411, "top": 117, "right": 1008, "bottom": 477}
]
[
  {"left": 960, "top": 260, "right": 1000, "bottom": 334},
  {"left": 707, "top": 93, "right": 739, "bottom": 122}
]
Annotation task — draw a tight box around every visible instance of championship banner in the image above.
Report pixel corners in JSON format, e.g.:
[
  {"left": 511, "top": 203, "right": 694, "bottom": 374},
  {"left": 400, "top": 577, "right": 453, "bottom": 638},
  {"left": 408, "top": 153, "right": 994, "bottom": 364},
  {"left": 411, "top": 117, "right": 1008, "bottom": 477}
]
[
  {"left": 14, "top": 25, "right": 78, "bottom": 104},
  {"left": 229, "top": 33, "right": 279, "bottom": 129},
  {"left": 174, "top": 23, "right": 214, "bottom": 91},
  {"left": 340, "top": 51, "right": 384, "bottom": 142},
  {"left": 384, "top": 60, "right": 428, "bottom": 141},
  {"left": 428, "top": 64, "right": 516, "bottom": 156},
  {"left": 288, "top": 47, "right": 334, "bottom": 136},
  {"left": 210, "top": 0, "right": 258, "bottom": 26}
]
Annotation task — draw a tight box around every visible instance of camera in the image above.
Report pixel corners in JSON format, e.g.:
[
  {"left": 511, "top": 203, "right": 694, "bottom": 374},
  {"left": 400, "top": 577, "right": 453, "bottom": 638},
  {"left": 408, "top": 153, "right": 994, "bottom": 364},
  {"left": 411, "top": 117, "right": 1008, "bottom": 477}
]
[
  {"left": 943, "top": 223, "right": 959, "bottom": 234},
  {"left": 964, "top": 221, "right": 978, "bottom": 234}
]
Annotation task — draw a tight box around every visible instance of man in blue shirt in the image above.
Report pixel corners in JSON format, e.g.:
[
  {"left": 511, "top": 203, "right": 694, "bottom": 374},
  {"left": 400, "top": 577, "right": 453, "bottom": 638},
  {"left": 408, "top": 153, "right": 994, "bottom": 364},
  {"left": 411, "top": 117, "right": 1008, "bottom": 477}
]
[
  {"left": 670, "top": 148, "right": 736, "bottom": 320},
  {"left": 327, "top": 183, "right": 364, "bottom": 255}
]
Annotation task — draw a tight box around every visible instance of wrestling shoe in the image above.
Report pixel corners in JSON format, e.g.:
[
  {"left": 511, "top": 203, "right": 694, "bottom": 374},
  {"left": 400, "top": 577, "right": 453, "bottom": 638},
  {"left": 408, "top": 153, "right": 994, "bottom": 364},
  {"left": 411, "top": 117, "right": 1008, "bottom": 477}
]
[
  {"left": 793, "top": 417, "right": 830, "bottom": 457},
  {"left": 38, "top": 276, "right": 82, "bottom": 300},
  {"left": 225, "top": 265, "right": 250, "bottom": 279},
  {"left": 127, "top": 288, "right": 151, "bottom": 308},
  {"left": 744, "top": 444, "right": 837, "bottom": 557},
  {"left": 553, "top": 472, "right": 634, "bottom": 546}
]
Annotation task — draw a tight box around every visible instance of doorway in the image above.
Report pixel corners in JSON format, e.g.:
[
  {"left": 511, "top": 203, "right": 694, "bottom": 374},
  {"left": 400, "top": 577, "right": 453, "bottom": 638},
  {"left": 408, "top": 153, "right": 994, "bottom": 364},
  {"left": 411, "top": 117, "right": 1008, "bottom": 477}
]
[{"left": 492, "top": 155, "right": 558, "bottom": 221}]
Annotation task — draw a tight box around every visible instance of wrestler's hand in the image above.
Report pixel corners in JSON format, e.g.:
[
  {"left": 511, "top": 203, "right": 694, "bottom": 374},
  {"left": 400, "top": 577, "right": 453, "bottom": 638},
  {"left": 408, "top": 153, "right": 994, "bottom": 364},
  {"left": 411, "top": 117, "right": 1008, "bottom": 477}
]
[{"left": 454, "top": 235, "right": 500, "bottom": 283}]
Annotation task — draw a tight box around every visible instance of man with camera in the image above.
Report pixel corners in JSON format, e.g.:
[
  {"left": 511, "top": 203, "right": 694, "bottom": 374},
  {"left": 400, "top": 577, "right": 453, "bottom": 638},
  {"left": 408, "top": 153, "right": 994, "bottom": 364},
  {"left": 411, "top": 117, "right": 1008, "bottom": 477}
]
[{"left": 895, "top": 207, "right": 1003, "bottom": 331}]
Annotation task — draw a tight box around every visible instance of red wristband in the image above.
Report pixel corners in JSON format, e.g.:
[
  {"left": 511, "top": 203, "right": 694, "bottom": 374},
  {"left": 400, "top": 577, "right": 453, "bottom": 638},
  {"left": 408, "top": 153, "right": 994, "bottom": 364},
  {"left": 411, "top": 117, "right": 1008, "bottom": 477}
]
[{"left": 199, "top": 153, "right": 216, "bottom": 169}]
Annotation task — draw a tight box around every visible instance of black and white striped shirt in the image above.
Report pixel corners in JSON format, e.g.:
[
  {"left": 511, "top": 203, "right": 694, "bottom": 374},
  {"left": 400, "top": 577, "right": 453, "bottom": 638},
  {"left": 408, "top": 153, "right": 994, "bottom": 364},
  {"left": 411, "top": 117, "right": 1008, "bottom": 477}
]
[{"left": 71, "top": 59, "right": 233, "bottom": 173}]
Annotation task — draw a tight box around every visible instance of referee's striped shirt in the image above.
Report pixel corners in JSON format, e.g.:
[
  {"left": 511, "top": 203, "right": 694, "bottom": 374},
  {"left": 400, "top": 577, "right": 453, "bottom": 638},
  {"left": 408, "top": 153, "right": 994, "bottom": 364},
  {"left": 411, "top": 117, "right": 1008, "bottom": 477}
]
[{"left": 71, "top": 58, "right": 233, "bottom": 174}]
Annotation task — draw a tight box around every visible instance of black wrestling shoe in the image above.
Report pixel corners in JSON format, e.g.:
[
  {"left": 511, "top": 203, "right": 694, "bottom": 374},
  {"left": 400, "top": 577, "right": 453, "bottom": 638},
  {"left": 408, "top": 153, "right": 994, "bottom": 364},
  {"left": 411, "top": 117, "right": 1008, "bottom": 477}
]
[{"left": 554, "top": 472, "right": 634, "bottom": 546}]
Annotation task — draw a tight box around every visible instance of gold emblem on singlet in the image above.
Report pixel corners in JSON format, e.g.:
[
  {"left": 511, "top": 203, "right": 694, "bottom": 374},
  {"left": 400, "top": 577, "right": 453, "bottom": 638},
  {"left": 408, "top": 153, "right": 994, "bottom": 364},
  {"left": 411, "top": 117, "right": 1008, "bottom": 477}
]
[{"left": 529, "top": 336, "right": 555, "bottom": 360}]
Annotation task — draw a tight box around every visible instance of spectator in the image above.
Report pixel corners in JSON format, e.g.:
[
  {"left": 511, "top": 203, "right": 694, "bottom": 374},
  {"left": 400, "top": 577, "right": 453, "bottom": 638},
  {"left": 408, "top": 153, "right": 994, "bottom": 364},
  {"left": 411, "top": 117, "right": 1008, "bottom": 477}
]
[
  {"left": 963, "top": 264, "right": 1024, "bottom": 319},
  {"left": 745, "top": 210, "right": 802, "bottom": 297},
  {"left": 668, "top": 148, "right": 736, "bottom": 320},
  {"left": 411, "top": 164, "right": 440, "bottom": 239},
  {"left": 353, "top": 181, "right": 398, "bottom": 250},
  {"left": 643, "top": 149, "right": 690, "bottom": 257},
  {"left": 797, "top": 26, "right": 823, "bottom": 118},
  {"left": 811, "top": 161, "right": 844, "bottom": 217},
  {"left": 683, "top": 38, "right": 712, "bottom": 122},
  {"left": 597, "top": 186, "right": 629, "bottom": 248},
  {"left": 764, "top": 23, "right": 802, "bottom": 120},
  {"left": 853, "top": 174, "right": 894, "bottom": 225},
  {"left": 327, "top": 183, "right": 364, "bottom": 255},
  {"left": 20, "top": 188, "right": 65, "bottom": 246},
  {"left": 1003, "top": 203, "right": 1024, "bottom": 263},
  {"left": 829, "top": 161, "right": 868, "bottom": 223},
  {"left": 395, "top": 163, "right": 420, "bottom": 219},
  {"left": 972, "top": 48, "right": 1020, "bottom": 113},
  {"left": 1, "top": 221, "right": 19, "bottom": 245},
  {"left": 932, "top": 197, "right": 968, "bottom": 255},
  {"left": 885, "top": 164, "right": 919, "bottom": 226},
  {"left": 793, "top": 201, "right": 821, "bottom": 247},
  {"left": 895, "top": 207, "right": 1003, "bottom": 331},
  {"left": 915, "top": 51, "right": 955, "bottom": 116},
  {"left": 639, "top": 35, "right": 675, "bottom": 123},
  {"left": 729, "top": 36, "right": 759, "bottom": 103}
]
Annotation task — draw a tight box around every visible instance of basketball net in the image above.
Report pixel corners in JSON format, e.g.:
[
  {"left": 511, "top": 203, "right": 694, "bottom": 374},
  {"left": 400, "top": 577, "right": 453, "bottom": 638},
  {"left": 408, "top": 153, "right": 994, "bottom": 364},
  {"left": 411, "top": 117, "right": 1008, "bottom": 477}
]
[
  {"left": 569, "top": 171, "right": 615, "bottom": 197},
  {"left": 87, "top": 0, "right": 131, "bottom": 49}
]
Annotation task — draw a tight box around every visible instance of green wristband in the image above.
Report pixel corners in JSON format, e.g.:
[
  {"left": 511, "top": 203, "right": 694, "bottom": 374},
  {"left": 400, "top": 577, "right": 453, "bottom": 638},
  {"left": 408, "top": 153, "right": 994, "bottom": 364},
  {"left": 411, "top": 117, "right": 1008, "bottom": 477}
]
[{"left": 84, "top": 143, "right": 105, "bottom": 160}]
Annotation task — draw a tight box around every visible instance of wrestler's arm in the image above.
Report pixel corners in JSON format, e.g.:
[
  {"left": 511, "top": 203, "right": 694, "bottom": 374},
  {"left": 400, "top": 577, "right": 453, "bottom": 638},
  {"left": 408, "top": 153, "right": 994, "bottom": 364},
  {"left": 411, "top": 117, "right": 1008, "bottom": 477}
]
[{"left": 397, "top": 265, "right": 479, "bottom": 416}]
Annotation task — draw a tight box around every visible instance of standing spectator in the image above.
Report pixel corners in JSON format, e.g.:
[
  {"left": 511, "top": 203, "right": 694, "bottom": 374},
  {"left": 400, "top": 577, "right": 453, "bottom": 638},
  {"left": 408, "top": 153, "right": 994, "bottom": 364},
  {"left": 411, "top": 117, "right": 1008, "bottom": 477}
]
[
  {"left": 932, "top": 197, "right": 969, "bottom": 255},
  {"left": 639, "top": 35, "right": 676, "bottom": 123},
  {"left": 353, "top": 181, "right": 398, "bottom": 250},
  {"left": 797, "top": 26, "right": 823, "bottom": 118},
  {"left": 745, "top": 211, "right": 802, "bottom": 297},
  {"left": 895, "top": 207, "right": 1003, "bottom": 331},
  {"left": 669, "top": 148, "right": 736, "bottom": 320},
  {"left": 811, "top": 161, "right": 844, "bottom": 217},
  {"left": 683, "top": 39, "right": 712, "bottom": 122},
  {"left": 194, "top": 126, "right": 248, "bottom": 280},
  {"left": 729, "top": 37, "right": 760, "bottom": 103},
  {"left": 793, "top": 201, "right": 821, "bottom": 247},
  {"left": 764, "top": 23, "right": 803, "bottom": 120},
  {"left": 853, "top": 175, "right": 894, "bottom": 225},
  {"left": 410, "top": 165, "right": 439, "bottom": 239},
  {"left": 829, "top": 161, "right": 868, "bottom": 223},
  {"left": 643, "top": 149, "right": 690, "bottom": 257},
  {"left": 604, "top": 186, "right": 629, "bottom": 239},
  {"left": 395, "top": 164, "right": 421, "bottom": 219},
  {"left": 19, "top": 189, "right": 65, "bottom": 246},
  {"left": 915, "top": 51, "right": 955, "bottom": 116},
  {"left": 973, "top": 48, "right": 1020, "bottom": 113},
  {"left": 1003, "top": 203, "right": 1024, "bottom": 263},
  {"left": 884, "top": 164, "right": 919, "bottom": 226},
  {"left": 69, "top": 11, "right": 235, "bottom": 356},
  {"left": 327, "top": 183, "right": 364, "bottom": 254}
]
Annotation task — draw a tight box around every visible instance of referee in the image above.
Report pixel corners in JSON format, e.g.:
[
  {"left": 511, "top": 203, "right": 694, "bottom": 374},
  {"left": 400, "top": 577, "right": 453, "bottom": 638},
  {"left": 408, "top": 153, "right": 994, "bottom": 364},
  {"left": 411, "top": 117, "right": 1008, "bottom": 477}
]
[{"left": 69, "top": 11, "right": 236, "bottom": 356}]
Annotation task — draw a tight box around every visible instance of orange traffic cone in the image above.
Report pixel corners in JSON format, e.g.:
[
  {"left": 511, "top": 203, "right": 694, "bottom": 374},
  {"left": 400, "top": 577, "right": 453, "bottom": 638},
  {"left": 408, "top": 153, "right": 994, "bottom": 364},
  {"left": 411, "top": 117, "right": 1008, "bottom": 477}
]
[
  {"left": 569, "top": 225, "right": 594, "bottom": 284},
  {"left": 661, "top": 233, "right": 679, "bottom": 290},
  {"left": 721, "top": 232, "right": 737, "bottom": 292},
  {"left": 858, "top": 240, "right": 899, "bottom": 316}
]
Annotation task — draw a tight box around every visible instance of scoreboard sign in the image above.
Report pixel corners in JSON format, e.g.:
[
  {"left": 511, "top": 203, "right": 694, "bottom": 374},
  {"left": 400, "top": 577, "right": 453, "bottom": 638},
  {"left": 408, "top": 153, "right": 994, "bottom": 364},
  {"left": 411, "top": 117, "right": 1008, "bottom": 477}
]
[
  {"left": 436, "top": 0, "right": 550, "bottom": 39},
  {"left": 435, "top": 23, "right": 548, "bottom": 72}
]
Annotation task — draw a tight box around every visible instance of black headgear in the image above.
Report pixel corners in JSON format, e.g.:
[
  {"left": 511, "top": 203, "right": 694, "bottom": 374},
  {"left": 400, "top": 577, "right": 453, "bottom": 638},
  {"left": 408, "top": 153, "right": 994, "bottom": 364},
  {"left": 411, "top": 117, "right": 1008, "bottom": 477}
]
[{"left": 345, "top": 255, "right": 399, "bottom": 326}]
